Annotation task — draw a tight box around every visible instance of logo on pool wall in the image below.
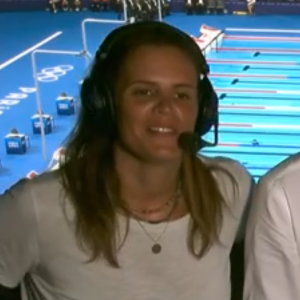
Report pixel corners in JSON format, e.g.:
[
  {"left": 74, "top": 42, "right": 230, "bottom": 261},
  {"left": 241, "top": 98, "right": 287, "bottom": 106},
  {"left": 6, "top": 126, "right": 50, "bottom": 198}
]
[
  {"left": 0, "top": 65, "right": 74, "bottom": 117},
  {"left": 36, "top": 65, "right": 74, "bottom": 82}
]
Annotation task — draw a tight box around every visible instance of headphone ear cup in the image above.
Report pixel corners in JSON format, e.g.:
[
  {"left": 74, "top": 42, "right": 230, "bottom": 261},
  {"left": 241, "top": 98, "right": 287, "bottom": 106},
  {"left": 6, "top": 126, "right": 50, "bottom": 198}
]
[
  {"left": 195, "top": 76, "right": 219, "bottom": 136},
  {"left": 201, "top": 90, "right": 218, "bottom": 136},
  {"left": 80, "top": 77, "right": 115, "bottom": 136}
]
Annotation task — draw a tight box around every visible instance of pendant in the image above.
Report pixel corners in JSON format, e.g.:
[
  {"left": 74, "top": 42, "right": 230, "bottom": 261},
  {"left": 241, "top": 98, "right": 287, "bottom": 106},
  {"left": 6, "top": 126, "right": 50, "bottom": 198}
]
[{"left": 152, "top": 243, "right": 162, "bottom": 254}]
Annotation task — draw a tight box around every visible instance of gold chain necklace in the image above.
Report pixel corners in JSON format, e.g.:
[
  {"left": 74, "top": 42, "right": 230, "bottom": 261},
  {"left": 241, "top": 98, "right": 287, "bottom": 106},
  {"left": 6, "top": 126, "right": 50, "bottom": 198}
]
[{"left": 124, "top": 183, "right": 181, "bottom": 215}]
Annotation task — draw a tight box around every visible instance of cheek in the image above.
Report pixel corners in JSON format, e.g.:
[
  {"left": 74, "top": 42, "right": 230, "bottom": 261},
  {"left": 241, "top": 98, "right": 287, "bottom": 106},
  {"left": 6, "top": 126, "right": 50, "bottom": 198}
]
[
  {"left": 116, "top": 100, "right": 147, "bottom": 133},
  {"left": 178, "top": 101, "right": 199, "bottom": 128}
]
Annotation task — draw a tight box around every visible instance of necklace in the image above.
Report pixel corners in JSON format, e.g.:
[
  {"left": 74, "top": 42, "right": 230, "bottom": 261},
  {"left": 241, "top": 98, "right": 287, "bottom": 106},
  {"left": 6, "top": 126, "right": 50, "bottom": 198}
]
[
  {"left": 125, "top": 183, "right": 181, "bottom": 215},
  {"left": 137, "top": 219, "right": 170, "bottom": 254},
  {"left": 135, "top": 187, "right": 181, "bottom": 254}
]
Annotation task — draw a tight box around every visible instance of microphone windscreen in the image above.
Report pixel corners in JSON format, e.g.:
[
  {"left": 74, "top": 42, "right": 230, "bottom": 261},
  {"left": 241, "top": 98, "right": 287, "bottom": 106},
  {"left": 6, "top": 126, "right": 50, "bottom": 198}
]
[{"left": 178, "top": 132, "right": 202, "bottom": 154}]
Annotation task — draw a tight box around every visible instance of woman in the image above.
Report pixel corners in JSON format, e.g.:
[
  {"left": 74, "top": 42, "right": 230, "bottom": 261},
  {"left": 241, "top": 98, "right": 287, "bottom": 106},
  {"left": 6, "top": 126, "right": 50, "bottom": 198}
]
[
  {"left": 0, "top": 21, "right": 253, "bottom": 300},
  {"left": 244, "top": 152, "right": 300, "bottom": 300}
]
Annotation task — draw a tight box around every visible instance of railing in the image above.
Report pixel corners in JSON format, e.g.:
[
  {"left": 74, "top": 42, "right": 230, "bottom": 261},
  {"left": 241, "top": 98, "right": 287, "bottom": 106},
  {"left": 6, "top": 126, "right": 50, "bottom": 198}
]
[{"left": 201, "top": 29, "right": 225, "bottom": 57}]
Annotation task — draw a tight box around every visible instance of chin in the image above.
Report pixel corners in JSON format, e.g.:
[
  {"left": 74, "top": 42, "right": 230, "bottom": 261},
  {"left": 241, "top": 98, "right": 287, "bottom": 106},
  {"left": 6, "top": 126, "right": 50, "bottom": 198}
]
[{"left": 146, "top": 149, "right": 183, "bottom": 163}]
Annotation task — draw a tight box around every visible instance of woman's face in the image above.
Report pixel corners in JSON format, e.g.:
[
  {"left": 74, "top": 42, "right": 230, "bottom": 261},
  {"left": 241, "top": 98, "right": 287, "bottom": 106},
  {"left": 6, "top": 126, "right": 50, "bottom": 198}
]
[{"left": 115, "top": 44, "right": 199, "bottom": 163}]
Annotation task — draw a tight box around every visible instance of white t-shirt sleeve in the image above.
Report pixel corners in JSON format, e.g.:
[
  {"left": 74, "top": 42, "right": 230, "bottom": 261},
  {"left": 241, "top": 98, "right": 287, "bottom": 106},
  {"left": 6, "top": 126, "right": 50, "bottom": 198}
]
[
  {"left": 0, "top": 179, "right": 39, "bottom": 288},
  {"left": 243, "top": 178, "right": 300, "bottom": 300}
]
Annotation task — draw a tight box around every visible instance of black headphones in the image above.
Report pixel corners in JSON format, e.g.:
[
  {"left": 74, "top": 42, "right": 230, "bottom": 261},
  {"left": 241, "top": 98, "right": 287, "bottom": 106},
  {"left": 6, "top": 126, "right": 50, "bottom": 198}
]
[{"left": 81, "top": 21, "right": 219, "bottom": 146}]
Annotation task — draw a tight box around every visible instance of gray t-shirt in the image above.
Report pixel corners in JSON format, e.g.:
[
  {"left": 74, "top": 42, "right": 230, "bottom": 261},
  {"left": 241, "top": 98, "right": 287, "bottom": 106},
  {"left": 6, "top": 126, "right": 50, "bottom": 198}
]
[{"left": 0, "top": 155, "right": 253, "bottom": 300}]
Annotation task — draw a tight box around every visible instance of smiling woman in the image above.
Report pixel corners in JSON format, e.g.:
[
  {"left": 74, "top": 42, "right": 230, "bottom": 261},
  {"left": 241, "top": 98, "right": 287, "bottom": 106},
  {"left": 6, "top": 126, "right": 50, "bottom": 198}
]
[
  {"left": 0, "top": 21, "right": 253, "bottom": 300},
  {"left": 114, "top": 44, "right": 199, "bottom": 164}
]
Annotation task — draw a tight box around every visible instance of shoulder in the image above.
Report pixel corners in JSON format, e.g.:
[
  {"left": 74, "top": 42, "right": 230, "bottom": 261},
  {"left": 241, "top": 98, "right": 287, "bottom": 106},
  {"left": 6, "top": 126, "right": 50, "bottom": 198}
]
[
  {"left": 259, "top": 152, "right": 300, "bottom": 190},
  {"left": 245, "top": 154, "right": 300, "bottom": 251},
  {"left": 199, "top": 154, "right": 254, "bottom": 201},
  {"left": 27, "top": 169, "right": 62, "bottom": 197},
  {"left": 201, "top": 154, "right": 251, "bottom": 179},
  {"left": 1, "top": 177, "right": 28, "bottom": 197},
  {"left": 0, "top": 178, "right": 31, "bottom": 212},
  {"left": 255, "top": 152, "right": 300, "bottom": 210},
  {"left": 0, "top": 170, "right": 62, "bottom": 215}
]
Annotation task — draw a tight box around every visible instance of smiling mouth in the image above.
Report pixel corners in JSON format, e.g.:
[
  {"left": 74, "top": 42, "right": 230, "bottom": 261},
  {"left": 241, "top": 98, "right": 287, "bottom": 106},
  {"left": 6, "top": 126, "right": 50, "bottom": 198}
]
[{"left": 149, "top": 127, "right": 176, "bottom": 134}]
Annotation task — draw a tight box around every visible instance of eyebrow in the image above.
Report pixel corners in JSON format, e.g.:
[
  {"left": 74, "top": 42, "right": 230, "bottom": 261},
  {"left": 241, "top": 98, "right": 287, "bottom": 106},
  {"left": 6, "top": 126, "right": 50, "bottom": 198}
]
[{"left": 127, "top": 80, "right": 196, "bottom": 89}]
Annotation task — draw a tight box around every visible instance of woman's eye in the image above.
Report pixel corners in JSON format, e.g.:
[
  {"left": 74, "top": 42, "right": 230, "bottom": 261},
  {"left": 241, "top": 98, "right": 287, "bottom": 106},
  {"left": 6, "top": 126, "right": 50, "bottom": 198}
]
[
  {"left": 134, "top": 89, "right": 153, "bottom": 96},
  {"left": 176, "top": 92, "right": 190, "bottom": 100}
]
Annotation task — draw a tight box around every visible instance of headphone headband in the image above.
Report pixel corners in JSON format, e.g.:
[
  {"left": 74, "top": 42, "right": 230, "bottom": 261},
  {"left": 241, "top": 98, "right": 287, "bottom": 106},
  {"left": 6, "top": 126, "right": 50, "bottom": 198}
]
[{"left": 96, "top": 21, "right": 210, "bottom": 75}]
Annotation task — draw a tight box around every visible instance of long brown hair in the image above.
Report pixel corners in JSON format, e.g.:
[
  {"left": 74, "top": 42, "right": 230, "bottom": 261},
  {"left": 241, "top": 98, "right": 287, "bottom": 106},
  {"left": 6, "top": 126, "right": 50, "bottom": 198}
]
[{"left": 60, "top": 22, "right": 233, "bottom": 267}]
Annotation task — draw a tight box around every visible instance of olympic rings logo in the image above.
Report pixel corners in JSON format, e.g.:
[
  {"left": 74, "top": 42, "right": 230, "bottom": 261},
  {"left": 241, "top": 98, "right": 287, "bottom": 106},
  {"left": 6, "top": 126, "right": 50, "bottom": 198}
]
[{"left": 36, "top": 65, "right": 74, "bottom": 82}]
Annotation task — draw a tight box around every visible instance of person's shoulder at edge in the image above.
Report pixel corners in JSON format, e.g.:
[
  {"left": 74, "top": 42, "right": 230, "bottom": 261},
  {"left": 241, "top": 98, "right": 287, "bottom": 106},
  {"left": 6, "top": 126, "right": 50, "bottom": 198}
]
[
  {"left": 245, "top": 151, "right": 300, "bottom": 242},
  {"left": 259, "top": 151, "right": 300, "bottom": 187},
  {"left": 243, "top": 154, "right": 300, "bottom": 300}
]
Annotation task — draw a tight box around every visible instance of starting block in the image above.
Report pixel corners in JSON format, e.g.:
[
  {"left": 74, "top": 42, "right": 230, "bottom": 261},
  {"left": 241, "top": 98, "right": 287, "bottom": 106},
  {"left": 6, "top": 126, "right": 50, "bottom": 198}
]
[
  {"left": 56, "top": 95, "right": 76, "bottom": 116},
  {"left": 31, "top": 113, "right": 54, "bottom": 135},
  {"left": 5, "top": 132, "right": 30, "bottom": 155}
]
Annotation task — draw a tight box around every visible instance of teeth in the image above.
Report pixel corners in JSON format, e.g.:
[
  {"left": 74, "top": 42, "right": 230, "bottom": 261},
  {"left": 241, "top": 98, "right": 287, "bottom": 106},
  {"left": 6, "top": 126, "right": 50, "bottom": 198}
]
[{"left": 150, "top": 127, "right": 174, "bottom": 133}]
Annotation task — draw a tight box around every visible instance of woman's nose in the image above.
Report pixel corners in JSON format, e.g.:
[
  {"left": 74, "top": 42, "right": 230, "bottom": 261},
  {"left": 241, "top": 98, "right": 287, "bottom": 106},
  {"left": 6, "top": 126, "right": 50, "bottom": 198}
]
[{"left": 154, "top": 91, "right": 174, "bottom": 115}]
